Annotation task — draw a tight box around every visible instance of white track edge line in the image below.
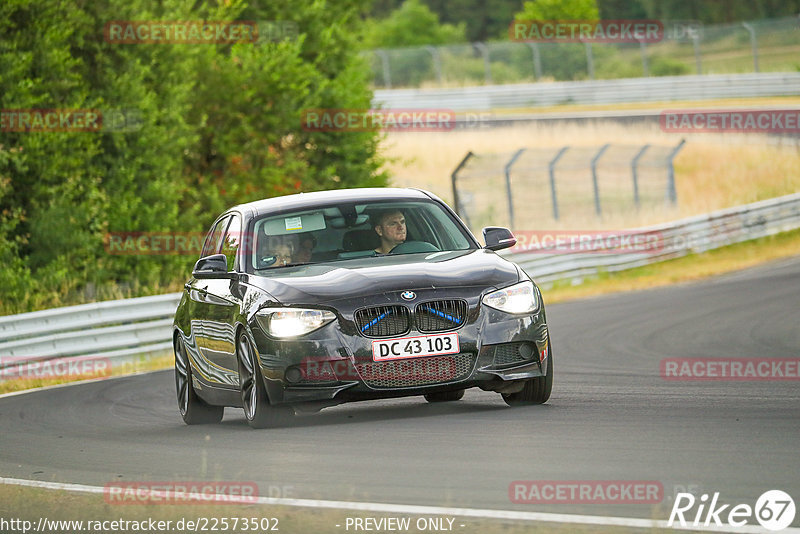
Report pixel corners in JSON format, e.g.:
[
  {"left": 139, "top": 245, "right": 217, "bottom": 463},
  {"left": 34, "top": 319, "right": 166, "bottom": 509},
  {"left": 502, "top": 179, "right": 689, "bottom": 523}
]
[{"left": 2, "top": 476, "right": 795, "bottom": 533}]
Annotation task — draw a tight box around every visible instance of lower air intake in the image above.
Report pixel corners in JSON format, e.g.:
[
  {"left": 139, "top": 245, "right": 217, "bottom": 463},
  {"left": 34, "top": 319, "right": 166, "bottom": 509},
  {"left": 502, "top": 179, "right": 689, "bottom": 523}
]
[{"left": 355, "top": 352, "right": 476, "bottom": 389}]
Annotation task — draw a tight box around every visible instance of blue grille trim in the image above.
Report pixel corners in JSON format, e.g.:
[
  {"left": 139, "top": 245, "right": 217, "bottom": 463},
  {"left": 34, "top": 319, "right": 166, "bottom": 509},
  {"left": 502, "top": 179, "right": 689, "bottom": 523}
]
[
  {"left": 419, "top": 306, "right": 460, "bottom": 324},
  {"left": 361, "top": 310, "right": 392, "bottom": 332}
]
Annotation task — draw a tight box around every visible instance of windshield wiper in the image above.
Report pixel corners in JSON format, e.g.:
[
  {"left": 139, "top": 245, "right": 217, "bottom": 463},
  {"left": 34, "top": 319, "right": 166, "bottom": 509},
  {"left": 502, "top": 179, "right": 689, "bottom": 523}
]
[{"left": 275, "top": 262, "right": 311, "bottom": 268}]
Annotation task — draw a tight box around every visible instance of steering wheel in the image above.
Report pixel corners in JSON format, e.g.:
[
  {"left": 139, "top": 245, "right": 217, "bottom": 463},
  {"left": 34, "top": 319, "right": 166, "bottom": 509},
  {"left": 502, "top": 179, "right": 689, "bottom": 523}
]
[{"left": 388, "top": 241, "right": 440, "bottom": 254}]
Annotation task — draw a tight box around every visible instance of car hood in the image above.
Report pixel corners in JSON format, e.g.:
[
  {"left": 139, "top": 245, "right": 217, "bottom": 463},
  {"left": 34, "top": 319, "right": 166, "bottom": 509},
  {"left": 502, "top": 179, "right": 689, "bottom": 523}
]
[{"left": 245, "top": 249, "right": 520, "bottom": 307}]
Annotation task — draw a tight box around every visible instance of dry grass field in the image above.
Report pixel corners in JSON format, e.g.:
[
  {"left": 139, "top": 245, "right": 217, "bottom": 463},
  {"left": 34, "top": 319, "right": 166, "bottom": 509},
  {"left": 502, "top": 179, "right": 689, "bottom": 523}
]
[{"left": 380, "top": 101, "right": 800, "bottom": 233}]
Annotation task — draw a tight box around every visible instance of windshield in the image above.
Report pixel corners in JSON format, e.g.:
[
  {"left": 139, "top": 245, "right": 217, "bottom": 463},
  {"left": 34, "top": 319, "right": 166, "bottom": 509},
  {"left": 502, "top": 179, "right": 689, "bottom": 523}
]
[{"left": 249, "top": 199, "right": 475, "bottom": 271}]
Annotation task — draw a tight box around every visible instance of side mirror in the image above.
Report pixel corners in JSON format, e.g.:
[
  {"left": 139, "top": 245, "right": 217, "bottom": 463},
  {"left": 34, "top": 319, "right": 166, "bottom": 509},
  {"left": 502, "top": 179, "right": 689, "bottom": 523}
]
[
  {"left": 193, "top": 254, "right": 232, "bottom": 279},
  {"left": 483, "top": 227, "right": 517, "bottom": 251}
]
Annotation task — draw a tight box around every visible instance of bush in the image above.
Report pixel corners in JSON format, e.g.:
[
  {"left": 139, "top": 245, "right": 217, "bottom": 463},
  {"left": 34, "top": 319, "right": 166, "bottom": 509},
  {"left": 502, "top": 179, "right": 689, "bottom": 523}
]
[{"left": 650, "top": 55, "right": 692, "bottom": 76}]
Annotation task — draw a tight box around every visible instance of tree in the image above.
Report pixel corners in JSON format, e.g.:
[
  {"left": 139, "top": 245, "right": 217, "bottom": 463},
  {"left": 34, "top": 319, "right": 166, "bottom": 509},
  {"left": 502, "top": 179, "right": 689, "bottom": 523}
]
[
  {"left": 362, "top": 0, "right": 466, "bottom": 48},
  {"left": 0, "top": 0, "right": 388, "bottom": 313},
  {"left": 515, "top": 0, "right": 600, "bottom": 21},
  {"left": 425, "top": 0, "right": 523, "bottom": 41},
  {"left": 597, "top": 0, "right": 647, "bottom": 20}
]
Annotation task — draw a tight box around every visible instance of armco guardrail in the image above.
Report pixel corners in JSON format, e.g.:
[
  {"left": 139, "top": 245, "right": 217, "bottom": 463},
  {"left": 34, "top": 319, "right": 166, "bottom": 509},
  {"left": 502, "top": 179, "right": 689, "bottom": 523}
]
[
  {"left": 0, "top": 293, "right": 180, "bottom": 370},
  {"left": 1, "top": 192, "right": 799, "bottom": 373},
  {"left": 507, "top": 192, "right": 800, "bottom": 283},
  {"left": 373, "top": 73, "right": 800, "bottom": 111}
]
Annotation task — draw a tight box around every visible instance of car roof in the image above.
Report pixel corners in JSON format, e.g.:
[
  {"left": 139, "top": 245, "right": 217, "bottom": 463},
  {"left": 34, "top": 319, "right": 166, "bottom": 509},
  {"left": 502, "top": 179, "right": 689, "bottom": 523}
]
[{"left": 230, "top": 188, "right": 435, "bottom": 217}]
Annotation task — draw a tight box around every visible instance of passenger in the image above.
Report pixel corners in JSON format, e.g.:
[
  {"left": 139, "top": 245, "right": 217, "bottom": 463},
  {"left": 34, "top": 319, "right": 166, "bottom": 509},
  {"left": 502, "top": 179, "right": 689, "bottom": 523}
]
[
  {"left": 259, "top": 236, "right": 293, "bottom": 268},
  {"left": 293, "top": 234, "right": 316, "bottom": 263},
  {"left": 272, "top": 242, "right": 293, "bottom": 267},
  {"left": 373, "top": 209, "right": 406, "bottom": 255}
]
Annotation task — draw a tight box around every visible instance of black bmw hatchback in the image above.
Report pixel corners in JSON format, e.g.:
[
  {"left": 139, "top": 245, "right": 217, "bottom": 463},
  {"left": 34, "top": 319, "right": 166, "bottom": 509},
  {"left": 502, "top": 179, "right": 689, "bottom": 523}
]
[{"left": 173, "top": 188, "right": 552, "bottom": 427}]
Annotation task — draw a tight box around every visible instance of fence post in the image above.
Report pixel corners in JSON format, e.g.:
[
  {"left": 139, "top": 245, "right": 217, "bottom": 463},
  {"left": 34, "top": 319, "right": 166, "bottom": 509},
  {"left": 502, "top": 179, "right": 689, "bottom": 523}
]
[
  {"left": 425, "top": 45, "right": 443, "bottom": 85},
  {"left": 473, "top": 42, "right": 492, "bottom": 84},
  {"left": 741, "top": 22, "right": 759, "bottom": 73},
  {"left": 503, "top": 149, "right": 526, "bottom": 229},
  {"left": 451, "top": 151, "right": 474, "bottom": 224},
  {"left": 639, "top": 40, "right": 649, "bottom": 77},
  {"left": 584, "top": 42, "right": 594, "bottom": 80},
  {"left": 591, "top": 144, "right": 610, "bottom": 216},
  {"left": 376, "top": 49, "right": 391, "bottom": 88},
  {"left": 692, "top": 33, "right": 702, "bottom": 74},
  {"left": 548, "top": 147, "right": 569, "bottom": 221},
  {"left": 631, "top": 144, "right": 650, "bottom": 209},
  {"left": 666, "top": 139, "right": 686, "bottom": 205},
  {"left": 526, "top": 42, "right": 543, "bottom": 80}
]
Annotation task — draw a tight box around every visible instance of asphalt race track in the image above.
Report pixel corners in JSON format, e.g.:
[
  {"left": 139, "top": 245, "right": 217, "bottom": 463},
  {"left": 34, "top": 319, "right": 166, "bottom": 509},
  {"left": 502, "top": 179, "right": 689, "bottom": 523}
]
[{"left": 1, "top": 256, "right": 799, "bottom": 525}]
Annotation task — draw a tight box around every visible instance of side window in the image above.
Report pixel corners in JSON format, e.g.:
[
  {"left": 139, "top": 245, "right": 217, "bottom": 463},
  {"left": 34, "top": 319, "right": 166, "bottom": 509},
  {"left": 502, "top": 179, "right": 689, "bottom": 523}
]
[
  {"left": 220, "top": 214, "right": 242, "bottom": 271},
  {"left": 200, "top": 216, "right": 230, "bottom": 258}
]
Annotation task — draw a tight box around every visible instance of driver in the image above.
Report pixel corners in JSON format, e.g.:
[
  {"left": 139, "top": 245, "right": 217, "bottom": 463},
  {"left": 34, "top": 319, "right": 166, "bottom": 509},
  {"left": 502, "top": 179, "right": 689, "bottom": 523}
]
[
  {"left": 293, "top": 233, "right": 316, "bottom": 263},
  {"left": 373, "top": 209, "right": 406, "bottom": 255},
  {"left": 259, "top": 236, "right": 293, "bottom": 268}
]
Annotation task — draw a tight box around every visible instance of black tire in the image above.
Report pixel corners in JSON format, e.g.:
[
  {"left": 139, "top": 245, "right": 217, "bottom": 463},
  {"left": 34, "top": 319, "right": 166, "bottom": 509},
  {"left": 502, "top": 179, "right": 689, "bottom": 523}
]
[
  {"left": 174, "top": 337, "right": 224, "bottom": 424},
  {"left": 502, "top": 342, "right": 553, "bottom": 406},
  {"left": 424, "top": 389, "right": 465, "bottom": 403},
  {"left": 237, "top": 332, "right": 292, "bottom": 429}
]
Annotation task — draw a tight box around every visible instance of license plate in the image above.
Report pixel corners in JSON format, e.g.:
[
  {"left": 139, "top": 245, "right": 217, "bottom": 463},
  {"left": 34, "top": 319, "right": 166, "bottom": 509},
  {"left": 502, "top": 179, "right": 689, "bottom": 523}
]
[{"left": 372, "top": 333, "right": 460, "bottom": 361}]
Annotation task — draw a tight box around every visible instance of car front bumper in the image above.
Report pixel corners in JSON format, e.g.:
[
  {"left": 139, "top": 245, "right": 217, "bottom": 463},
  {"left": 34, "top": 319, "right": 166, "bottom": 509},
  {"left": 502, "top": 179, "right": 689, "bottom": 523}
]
[{"left": 251, "top": 294, "right": 550, "bottom": 406}]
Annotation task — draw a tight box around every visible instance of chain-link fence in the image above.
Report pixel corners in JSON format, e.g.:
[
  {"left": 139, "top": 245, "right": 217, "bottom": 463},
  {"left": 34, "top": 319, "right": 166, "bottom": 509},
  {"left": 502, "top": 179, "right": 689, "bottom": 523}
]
[
  {"left": 451, "top": 141, "right": 685, "bottom": 231},
  {"left": 368, "top": 17, "right": 800, "bottom": 88}
]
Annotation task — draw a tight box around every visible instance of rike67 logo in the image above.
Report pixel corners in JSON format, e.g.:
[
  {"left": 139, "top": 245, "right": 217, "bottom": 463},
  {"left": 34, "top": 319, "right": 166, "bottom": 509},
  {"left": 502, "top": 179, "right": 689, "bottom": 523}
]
[{"left": 669, "top": 490, "right": 796, "bottom": 531}]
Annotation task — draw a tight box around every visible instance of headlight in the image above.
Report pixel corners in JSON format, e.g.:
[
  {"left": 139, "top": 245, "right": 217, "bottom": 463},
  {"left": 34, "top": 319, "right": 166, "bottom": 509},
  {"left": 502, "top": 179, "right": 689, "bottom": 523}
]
[
  {"left": 256, "top": 308, "right": 337, "bottom": 338},
  {"left": 482, "top": 281, "right": 539, "bottom": 314}
]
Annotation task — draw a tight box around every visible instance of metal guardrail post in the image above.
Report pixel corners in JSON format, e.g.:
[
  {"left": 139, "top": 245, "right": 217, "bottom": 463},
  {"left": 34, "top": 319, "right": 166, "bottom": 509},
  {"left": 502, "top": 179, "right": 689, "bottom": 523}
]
[
  {"left": 548, "top": 147, "right": 569, "bottom": 221},
  {"left": 425, "top": 45, "right": 443, "bottom": 85},
  {"left": 667, "top": 139, "right": 686, "bottom": 205},
  {"left": 450, "top": 151, "right": 474, "bottom": 223},
  {"left": 638, "top": 40, "right": 649, "bottom": 77},
  {"left": 591, "top": 144, "right": 610, "bottom": 216},
  {"left": 631, "top": 144, "right": 650, "bottom": 209},
  {"left": 584, "top": 42, "right": 594, "bottom": 80},
  {"left": 473, "top": 42, "right": 492, "bottom": 84},
  {"left": 526, "top": 43, "right": 542, "bottom": 80},
  {"left": 741, "top": 22, "right": 759, "bottom": 73},
  {"left": 692, "top": 34, "right": 702, "bottom": 74},
  {"left": 376, "top": 50, "right": 391, "bottom": 88},
  {"left": 503, "top": 149, "right": 526, "bottom": 229}
]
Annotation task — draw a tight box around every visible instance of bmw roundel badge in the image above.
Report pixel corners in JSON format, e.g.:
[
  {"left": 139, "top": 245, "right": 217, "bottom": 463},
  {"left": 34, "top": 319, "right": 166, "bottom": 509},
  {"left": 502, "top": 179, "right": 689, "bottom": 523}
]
[{"left": 401, "top": 291, "right": 416, "bottom": 301}]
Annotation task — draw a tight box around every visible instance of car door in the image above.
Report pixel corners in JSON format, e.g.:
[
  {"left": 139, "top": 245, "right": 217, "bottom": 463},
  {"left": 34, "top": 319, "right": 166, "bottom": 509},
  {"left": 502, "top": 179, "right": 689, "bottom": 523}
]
[
  {"left": 199, "top": 212, "right": 244, "bottom": 387},
  {"left": 190, "top": 215, "right": 230, "bottom": 385}
]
